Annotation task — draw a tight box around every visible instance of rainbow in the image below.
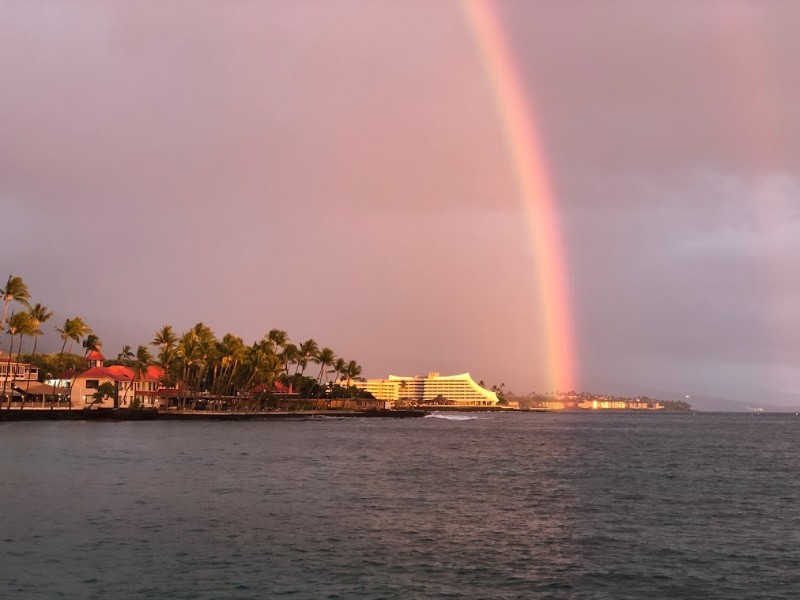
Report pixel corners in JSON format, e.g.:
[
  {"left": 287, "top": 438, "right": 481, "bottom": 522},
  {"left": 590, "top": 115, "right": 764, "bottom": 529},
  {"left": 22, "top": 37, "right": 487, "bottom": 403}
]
[{"left": 462, "top": 0, "right": 576, "bottom": 393}]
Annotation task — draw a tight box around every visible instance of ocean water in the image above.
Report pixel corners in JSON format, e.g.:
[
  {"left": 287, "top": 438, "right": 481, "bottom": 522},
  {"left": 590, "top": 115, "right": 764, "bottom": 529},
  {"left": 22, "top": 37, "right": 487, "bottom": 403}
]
[{"left": 1, "top": 412, "right": 798, "bottom": 599}]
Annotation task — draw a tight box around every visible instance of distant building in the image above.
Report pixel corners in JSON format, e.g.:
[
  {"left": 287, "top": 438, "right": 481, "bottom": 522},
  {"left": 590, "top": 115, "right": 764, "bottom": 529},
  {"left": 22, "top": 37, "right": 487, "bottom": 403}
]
[
  {"left": 349, "top": 372, "right": 499, "bottom": 407},
  {"left": 576, "top": 397, "right": 663, "bottom": 410}
]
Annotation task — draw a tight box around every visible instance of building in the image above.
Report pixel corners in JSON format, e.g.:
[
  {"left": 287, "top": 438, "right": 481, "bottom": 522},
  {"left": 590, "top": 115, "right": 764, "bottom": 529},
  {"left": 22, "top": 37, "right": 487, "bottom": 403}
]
[
  {"left": 0, "top": 350, "right": 41, "bottom": 405},
  {"left": 350, "top": 372, "right": 499, "bottom": 407},
  {"left": 70, "top": 350, "right": 164, "bottom": 409},
  {"left": 576, "top": 396, "right": 663, "bottom": 410}
]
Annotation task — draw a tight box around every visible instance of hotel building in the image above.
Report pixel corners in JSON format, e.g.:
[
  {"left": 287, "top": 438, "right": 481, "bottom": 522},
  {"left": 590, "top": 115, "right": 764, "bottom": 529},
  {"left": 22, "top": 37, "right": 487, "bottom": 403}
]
[{"left": 350, "top": 372, "right": 499, "bottom": 407}]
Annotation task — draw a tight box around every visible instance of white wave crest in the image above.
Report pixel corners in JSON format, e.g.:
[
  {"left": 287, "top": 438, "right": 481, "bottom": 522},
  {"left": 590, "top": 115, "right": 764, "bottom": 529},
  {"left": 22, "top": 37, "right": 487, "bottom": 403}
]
[{"left": 425, "top": 413, "right": 482, "bottom": 421}]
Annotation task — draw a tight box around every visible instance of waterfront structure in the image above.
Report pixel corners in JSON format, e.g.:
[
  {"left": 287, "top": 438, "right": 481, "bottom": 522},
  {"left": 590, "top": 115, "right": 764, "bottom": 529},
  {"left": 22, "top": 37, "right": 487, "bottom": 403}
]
[
  {"left": 349, "top": 372, "right": 499, "bottom": 407},
  {"left": 70, "top": 351, "right": 163, "bottom": 409},
  {"left": 577, "top": 397, "right": 663, "bottom": 410},
  {"left": 0, "top": 350, "right": 39, "bottom": 403}
]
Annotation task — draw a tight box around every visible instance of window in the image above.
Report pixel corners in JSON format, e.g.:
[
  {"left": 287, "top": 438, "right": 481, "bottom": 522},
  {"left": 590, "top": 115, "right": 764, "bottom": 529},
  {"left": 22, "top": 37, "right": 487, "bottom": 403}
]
[{"left": 86, "top": 380, "right": 99, "bottom": 389}]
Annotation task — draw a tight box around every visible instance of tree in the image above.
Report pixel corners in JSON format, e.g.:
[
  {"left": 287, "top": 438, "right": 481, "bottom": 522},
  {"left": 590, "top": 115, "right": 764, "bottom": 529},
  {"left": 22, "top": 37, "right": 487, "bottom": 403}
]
[
  {"left": 130, "top": 345, "right": 153, "bottom": 408},
  {"left": 118, "top": 345, "right": 134, "bottom": 364},
  {"left": 191, "top": 322, "right": 217, "bottom": 392},
  {"left": 152, "top": 325, "right": 177, "bottom": 352},
  {"left": 296, "top": 339, "right": 319, "bottom": 391},
  {"left": 279, "top": 342, "right": 298, "bottom": 377},
  {"left": 176, "top": 331, "right": 200, "bottom": 407},
  {"left": 64, "top": 321, "right": 95, "bottom": 409},
  {"left": 155, "top": 346, "right": 177, "bottom": 393},
  {"left": 50, "top": 317, "right": 92, "bottom": 409},
  {"left": 243, "top": 345, "right": 270, "bottom": 392},
  {"left": 82, "top": 334, "right": 101, "bottom": 356},
  {"left": 242, "top": 349, "right": 282, "bottom": 411},
  {"left": 176, "top": 323, "right": 217, "bottom": 393},
  {"left": 314, "top": 347, "right": 336, "bottom": 404},
  {"left": 331, "top": 357, "right": 346, "bottom": 391},
  {"left": 215, "top": 333, "right": 245, "bottom": 396},
  {"left": 23, "top": 303, "right": 53, "bottom": 405},
  {"left": 0, "top": 275, "right": 30, "bottom": 336},
  {"left": 151, "top": 325, "right": 177, "bottom": 386},
  {"left": 90, "top": 382, "right": 117, "bottom": 408},
  {"left": 267, "top": 329, "right": 288, "bottom": 350},
  {"left": 3, "top": 312, "right": 34, "bottom": 408},
  {"left": 342, "top": 360, "right": 362, "bottom": 389},
  {"left": 116, "top": 344, "right": 135, "bottom": 404},
  {"left": 12, "top": 312, "right": 36, "bottom": 409}
]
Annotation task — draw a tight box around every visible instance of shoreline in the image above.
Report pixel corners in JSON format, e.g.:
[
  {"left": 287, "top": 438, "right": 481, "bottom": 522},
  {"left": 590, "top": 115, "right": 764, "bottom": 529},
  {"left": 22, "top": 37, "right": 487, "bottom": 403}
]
[{"left": 0, "top": 408, "right": 429, "bottom": 422}]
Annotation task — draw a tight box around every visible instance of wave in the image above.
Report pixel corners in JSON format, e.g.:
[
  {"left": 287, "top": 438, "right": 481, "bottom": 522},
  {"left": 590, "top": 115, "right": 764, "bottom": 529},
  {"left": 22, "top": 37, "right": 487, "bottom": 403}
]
[{"left": 425, "top": 413, "right": 482, "bottom": 421}]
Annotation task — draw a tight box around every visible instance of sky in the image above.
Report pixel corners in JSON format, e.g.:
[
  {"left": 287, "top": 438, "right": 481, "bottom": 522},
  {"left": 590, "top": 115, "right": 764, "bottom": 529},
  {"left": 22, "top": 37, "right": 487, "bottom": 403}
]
[{"left": 2, "top": 0, "right": 799, "bottom": 403}]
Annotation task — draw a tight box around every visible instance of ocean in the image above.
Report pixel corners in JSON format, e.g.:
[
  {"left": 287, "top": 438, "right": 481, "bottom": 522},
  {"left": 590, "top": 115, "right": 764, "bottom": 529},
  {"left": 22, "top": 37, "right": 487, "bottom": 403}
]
[{"left": 1, "top": 412, "right": 798, "bottom": 599}]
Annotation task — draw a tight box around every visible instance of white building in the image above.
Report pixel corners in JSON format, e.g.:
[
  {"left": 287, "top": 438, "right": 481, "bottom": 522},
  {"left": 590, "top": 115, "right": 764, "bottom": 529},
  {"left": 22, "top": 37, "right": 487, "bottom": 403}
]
[{"left": 350, "top": 372, "right": 499, "bottom": 407}]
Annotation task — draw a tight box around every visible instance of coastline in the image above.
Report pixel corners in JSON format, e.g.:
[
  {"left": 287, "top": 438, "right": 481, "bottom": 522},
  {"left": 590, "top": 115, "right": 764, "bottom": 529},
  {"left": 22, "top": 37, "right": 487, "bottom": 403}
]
[{"left": 0, "top": 408, "right": 429, "bottom": 422}]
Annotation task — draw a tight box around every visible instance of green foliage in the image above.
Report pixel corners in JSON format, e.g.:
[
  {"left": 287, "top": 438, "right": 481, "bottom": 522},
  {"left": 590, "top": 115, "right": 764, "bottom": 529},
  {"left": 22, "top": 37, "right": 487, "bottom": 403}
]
[
  {"left": 91, "top": 382, "right": 117, "bottom": 407},
  {"left": 489, "top": 382, "right": 508, "bottom": 404},
  {"left": 3, "top": 273, "right": 371, "bottom": 412},
  {"left": 296, "top": 376, "right": 322, "bottom": 398},
  {"left": 659, "top": 400, "right": 692, "bottom": 411},
  {"left": 22, "top": 353, "right": 87, "bottom": 381}
]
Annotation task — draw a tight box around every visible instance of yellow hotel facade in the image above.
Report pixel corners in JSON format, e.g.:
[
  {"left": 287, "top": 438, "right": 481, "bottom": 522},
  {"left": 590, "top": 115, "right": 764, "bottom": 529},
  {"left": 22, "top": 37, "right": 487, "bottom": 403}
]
[{"left": 350, "top": 372, "right": 499, "bottom": 407}]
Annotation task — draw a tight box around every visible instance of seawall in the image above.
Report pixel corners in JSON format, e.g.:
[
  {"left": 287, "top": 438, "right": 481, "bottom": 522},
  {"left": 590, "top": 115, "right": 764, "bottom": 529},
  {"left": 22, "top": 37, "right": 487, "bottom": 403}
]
[{"left": 0, "top": 408, "right": 427, "bottom": 422}]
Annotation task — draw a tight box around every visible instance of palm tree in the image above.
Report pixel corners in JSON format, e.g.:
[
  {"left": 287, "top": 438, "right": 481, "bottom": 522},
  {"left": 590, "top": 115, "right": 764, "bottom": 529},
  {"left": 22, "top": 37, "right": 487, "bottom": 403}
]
[
  {"left": 331, "top": 357, "right": 347, "bottom": 400},
  {"left": 3, "top": 312, "right": 33, "bottom": 408},
  {"left": 2, "top": 312, "right": 17, "bottom": 406},
  {"left": 118, "top": 344, "right": 134, "bottom": 364},
  {"left": 314, "top": 347, "right": 336, "bottom": 404},
  {"left": 151, "top": 325, "right": 177, "bottom": 387},
  {"left": 58, "top": 317, "right": 91, "bottom": 357},
  {"left": 209, "top": 335, "right": 235, "bottom": 395},
  {"left": 63, "top": 319, "right": 94, "bottom": 410},
  {"left": 342, "top": 360, "right": 362, "bottom": 389},
  {"left": 11, "top": 313, "right": 36, "bottom": 409},
  {"left": 187, "top": 323, "right": 216, "bottom": 393},
  {"left": 216, "top": 333, "right": 245, "bottom": 396},
  {"left": 267, "top": 329, "right": 288, "bottom": 351},
  {"left": 0, "top": 275, "right": 30, "bottom": 336},
  {"left": 154, "top": 345, "right": 177, "bottom": 405},
  {"left": 241, "top": 346, "right": 282, "bottom": 410},
  {"left": 130, "top": 345, "right": 153, "bottom": 408},
  {"left": 82, "top": 334, "right": 101, "bottom": 356},
  {"left": 176, "top": 331, "right": 200, "bottom": 406},
  {"left": 256, "top": 352, "right": 283, "bottom": 411},
  {"left": 118, "top": 345, "right": 135, "bottom": 405},
  {"left": 24, "top": 303, "right": 53, "bottom": 404},
  {"left": 152, "top": 325, "right": 177, "bottom": 352},
  {"left": 296, "top": 339, "right": 319, "bottom": 394},
  {"left": 174, "top": 325, "right": 216, "bottom": 407},
  {"left": 279, "top": 343, "right": 299, "bottom": 396},
  {"left": 50, "top": 317, "right": 92, "bottom": 409}
]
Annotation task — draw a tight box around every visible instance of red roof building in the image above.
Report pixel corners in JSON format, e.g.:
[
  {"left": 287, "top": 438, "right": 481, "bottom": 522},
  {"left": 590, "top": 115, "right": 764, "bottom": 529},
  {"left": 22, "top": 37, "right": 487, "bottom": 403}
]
[{"left": 70, "top": 362, "right": 165, "bottom": 409}]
